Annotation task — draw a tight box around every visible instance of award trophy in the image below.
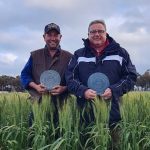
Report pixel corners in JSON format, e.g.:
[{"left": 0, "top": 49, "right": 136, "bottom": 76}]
[
  {"left": 87, "top": 72, "right": 110, "bottom": 95},
  {"left": 40, "top": 70, "right": 61, "bottom": 90}
]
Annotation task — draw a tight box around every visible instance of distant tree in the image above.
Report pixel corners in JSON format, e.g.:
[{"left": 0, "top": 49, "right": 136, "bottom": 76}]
[
  {"left": 0, "top": 75, "right": 24, "bottom": 92},
  {"left": 142, "top": 70, "right": 150, "bottom": 89},
  {"left": 136, "top": 69, "right": 150, "bottom": 90}
]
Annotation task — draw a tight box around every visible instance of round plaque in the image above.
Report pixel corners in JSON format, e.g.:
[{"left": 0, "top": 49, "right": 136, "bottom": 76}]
[
  {"left": 40, "top": 70, "right": 61, "bottom": 90},
  {"left": 87, "top": 72, "right": 110, "bottom": 95}
]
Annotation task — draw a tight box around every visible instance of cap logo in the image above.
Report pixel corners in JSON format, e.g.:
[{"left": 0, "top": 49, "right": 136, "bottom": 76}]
[{"left": 48, "top": 23, "right": 57, "bottom": 29}]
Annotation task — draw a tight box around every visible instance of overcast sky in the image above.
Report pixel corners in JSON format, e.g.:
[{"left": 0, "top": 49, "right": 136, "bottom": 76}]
[{"left": 0, "top": 0, "right": 149, "bottom": 76}]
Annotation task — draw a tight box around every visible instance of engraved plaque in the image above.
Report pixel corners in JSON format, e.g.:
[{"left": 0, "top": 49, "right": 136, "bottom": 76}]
[
  {"left": 40, "top": 70, "right": 61, "bottom": 90},
  {"left": 87, "top": 72, "right": 110, "bottom": 95}
]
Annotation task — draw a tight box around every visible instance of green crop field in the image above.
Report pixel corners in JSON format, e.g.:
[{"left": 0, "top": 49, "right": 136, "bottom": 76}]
[{"left": 0, "top": 92, "right": 150, "bottom": 150}]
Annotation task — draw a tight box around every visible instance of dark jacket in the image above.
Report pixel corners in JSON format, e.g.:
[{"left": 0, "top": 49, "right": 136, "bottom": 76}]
[
  {"left": 21, "top": 46, "right": 72, "bottom": 100},
  {"left": 65, "top": 34, "right": 137, "bottom": 125}
]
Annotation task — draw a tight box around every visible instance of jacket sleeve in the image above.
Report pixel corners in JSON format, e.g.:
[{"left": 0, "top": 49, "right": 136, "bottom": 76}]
[
  {"left": 109, "top": 50, "right": 137, "bottom": 97},
  {"left": 20, "top": 56, "right": 33, "bottom": 89},
  {"left": 65, "top": 52, "right": 89, "bottom": 98}
]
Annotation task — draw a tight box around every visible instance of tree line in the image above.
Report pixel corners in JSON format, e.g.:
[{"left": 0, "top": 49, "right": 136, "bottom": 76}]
[
  {"left": 0, "top": 69, "right": 149, "bottom": 92},
  {"left": 135, "top": 69, "right": 150, "bottom": 91},
  {"left": 0, "top": 75, "right": 24, "bottom": 92}
]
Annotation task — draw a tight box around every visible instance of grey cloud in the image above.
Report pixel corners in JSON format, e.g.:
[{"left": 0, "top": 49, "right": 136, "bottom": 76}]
[
  {"left": 0, "top": 0, "right": 149, "bottom": 76},
  {"left": 114, "top": 0, "right": 150, "bottom": 33}
]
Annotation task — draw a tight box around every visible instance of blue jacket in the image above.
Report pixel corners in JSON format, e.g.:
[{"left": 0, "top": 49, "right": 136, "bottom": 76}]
[
  {"left": 65, "top": 34, "right": 137, "bottom": 125},
  {"left": 21, "top": 56, "right": 33, "bottom": 89}
]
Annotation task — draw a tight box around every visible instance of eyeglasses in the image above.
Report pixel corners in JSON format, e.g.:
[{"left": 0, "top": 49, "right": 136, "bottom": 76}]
[{"left": 89, "top": 29, "right": 105, "bottom": 35}]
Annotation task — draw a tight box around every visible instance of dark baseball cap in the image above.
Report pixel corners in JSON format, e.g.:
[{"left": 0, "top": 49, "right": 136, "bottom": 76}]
[{"left": 44, "top": 23, "right": 61, "bottom": 34}]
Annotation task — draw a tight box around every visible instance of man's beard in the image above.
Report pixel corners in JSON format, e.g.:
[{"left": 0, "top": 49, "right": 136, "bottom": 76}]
[{"left": 47, "top": 43, "right": 59, "bottom": 51}]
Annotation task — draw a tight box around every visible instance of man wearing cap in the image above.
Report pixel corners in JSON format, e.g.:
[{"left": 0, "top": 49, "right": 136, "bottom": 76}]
[{"left": 21, "top": 23, "right": 72, "bottom": 126}]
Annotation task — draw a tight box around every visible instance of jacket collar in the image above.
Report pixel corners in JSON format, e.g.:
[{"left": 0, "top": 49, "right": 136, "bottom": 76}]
[
  {"left": 82, "top": 34, "right": 120, "bottom": 55},
  {"left": 44, "top": 45, "right": 61, "bottom": 57}
]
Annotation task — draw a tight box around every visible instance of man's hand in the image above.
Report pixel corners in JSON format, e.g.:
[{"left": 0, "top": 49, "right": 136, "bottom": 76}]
[
  {"left": 84, "top": 89, "right": 97, "bottom": 100},
  {"left": 29, "top": 82, "right": 47, "bottom": 94},
  {"left": 35, "top": 84, "right": 47, "bottom": 94},
  {"left": 101, "top": 88, "right": 112, "bottom": 100},
  {"left": 50, "top": 85, "right": 67, "bottom": 95}
]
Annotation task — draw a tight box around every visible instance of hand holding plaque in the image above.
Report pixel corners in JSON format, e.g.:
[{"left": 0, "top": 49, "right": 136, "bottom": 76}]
[
  {"left": 40, "top": 70, "right": 61, "bottom": 91},
  {"left": 87, "top": 72, "right": 110, "bottom": 95}
]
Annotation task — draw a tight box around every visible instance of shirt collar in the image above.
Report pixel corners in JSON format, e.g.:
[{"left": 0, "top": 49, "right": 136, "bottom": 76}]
[
  {"left": 44, "top": 45, "right": 61, "bottom": 57},
  {"left": 90, "top": 39, "right": 109, "bottom": 56}
]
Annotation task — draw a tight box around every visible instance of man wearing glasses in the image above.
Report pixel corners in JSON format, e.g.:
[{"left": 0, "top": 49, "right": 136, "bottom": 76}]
[{"left": 66, "top": 19, "right": 137, "bottom": 148}]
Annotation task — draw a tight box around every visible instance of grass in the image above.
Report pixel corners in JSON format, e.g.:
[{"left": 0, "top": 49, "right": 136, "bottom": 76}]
[{"left": 0, "top": 91, "right": 149, "bottom": 150}]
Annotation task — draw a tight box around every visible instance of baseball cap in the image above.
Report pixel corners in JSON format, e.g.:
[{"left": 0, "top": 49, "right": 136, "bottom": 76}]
[{"left": 44, "top": 23, "right": 61, "bottom": 34}]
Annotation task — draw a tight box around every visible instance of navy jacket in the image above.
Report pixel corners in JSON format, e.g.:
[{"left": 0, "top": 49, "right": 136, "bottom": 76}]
[{"left": 65, "top": 34, "right": 137, "bottom": 125}]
